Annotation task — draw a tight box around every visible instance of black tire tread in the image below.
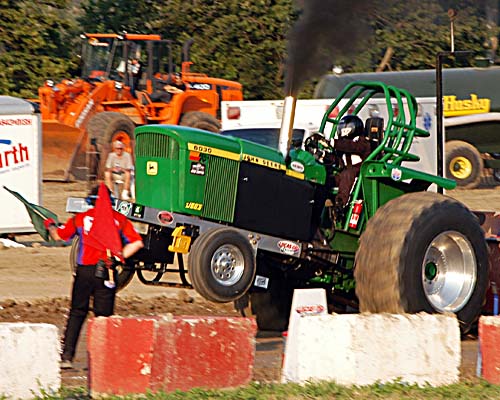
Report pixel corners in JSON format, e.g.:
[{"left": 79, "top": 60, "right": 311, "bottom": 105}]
[
  {"left": 86, "top": 112, "right": 135, "bottom": 179},
  {"left": 354, "top": 191, "right": 488, "bottom": 333},
  {"left": 251, "top": 291, "right": 290, "bottom": 332},
  {"left": 180, "top": 111, "right": 221, "bottom": 133},
  {"left": 188, "top": 229, "right": 220, "bottom": 302},
  {"left": 188, "top": 228, "right": 255, "bottom": 303}
]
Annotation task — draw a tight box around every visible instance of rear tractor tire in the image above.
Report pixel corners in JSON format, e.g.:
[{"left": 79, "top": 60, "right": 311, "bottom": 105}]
[
  {"left": 180, "top": 111, "right": 221, "bottom": 133},
  {"left": 354, "top": 192, "right": 489, "bottom": 334},
  {"left": 188, "top": 228, "right": 256, "bottom": 303},
  {"left": 87, "top": 112, "right": 136, "bottom": 180}
]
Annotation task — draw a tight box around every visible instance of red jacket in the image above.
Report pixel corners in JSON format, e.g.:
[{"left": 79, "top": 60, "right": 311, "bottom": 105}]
[{"left": 57, "top": 208, "right": 142, "bottom": 265}]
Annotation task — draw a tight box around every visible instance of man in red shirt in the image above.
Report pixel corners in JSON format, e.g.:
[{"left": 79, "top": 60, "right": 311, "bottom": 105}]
[{"left": 45, "top": 185, "right": 143, "bottom": 369}]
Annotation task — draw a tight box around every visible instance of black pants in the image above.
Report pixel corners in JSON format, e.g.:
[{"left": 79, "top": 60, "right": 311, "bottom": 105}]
[{"left": 61, "top": 264, "right": 116, "bottom": 361}]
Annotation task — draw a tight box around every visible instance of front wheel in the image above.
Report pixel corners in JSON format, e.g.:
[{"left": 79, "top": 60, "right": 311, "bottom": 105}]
[
  {"left": 354, "top": 192, "right": 489, "bottom": 334},
  {"left": 188, "top": 228, "right": 256, "bottom": 302}
]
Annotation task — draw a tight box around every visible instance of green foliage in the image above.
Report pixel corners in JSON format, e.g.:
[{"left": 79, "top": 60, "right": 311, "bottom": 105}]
[
  {"left": 338, "top": 0, "right": 493, "bottom": 73},
  {"left": 78, "top": 0, "right": 161, "bottom": 34},
  {"left": 0, "top": 0, "right": 497, "bottom": 100},
  {"left": 0, "top": 0, "right": 79, "bottom": 97},
  {"left": 150, "top": 0, "right": 296, "bottom": 100},
  {"left": 42, "top": 380, "right": 500, "bottom": 399}
]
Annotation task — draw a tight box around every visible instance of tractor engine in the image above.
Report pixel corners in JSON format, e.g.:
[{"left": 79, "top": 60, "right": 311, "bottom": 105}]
[{"left": 133, "top": 124, "right": 328, "bottom": 242}]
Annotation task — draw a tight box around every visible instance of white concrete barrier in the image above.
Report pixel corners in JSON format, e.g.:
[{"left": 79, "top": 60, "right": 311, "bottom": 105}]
[
  {"left": 282, "top": 288, "right": 327, "bottom": 382},
  {"left": 282, "top": 313, "right": 460, "bottom": 387},
  {"left": 0, "top": 323, "right": 60, "bottom": 399}
]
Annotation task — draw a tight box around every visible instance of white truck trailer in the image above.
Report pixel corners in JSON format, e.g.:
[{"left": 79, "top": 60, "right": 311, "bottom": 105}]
[{"left": 0, "top": 97, "right": 42, "bottom": 235}]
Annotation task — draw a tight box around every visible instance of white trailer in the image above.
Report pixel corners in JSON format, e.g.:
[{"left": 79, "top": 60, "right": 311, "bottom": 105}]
[
  {"left": 221, "top": 98, "right": 333, "bottom": 130},
  {"left": 221, "top": 97, "right": 441, "bottom": 178},
  {"left": 0, "top": 97, "right": 42, "bottom": 234}
]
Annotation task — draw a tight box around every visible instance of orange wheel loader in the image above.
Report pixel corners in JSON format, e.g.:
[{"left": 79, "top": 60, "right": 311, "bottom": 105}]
[{"left": 37, "top": 33, "right": 243, "bottom": 181}]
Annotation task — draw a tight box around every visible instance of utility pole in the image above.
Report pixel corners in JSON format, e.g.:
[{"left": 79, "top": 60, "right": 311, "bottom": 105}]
[
  {"left": 448, "top": 9, "right": 457, "bottom": 53},
  {"left": 485, "top": 0, "right": 499, "bottom": 63}
]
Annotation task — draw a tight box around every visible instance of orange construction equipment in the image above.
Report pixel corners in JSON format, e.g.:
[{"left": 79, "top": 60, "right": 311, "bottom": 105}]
[{"left": 37, "top": 33, "right": 243, "bottom": 181}]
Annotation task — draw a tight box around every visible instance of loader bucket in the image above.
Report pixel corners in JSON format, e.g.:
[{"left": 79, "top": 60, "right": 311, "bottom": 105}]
[{"left": 42, "top": 121, "right": 88, "bottom": 181}]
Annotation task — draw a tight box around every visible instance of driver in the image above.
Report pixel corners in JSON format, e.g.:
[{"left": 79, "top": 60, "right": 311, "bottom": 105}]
[{"left": 333, "top": 115, "right": 371, "bottom": 208}]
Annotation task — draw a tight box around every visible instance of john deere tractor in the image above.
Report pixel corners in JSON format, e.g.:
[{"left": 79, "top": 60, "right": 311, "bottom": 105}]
[{"left": 71, "top": 81, "right": 488, "bottom": 334}]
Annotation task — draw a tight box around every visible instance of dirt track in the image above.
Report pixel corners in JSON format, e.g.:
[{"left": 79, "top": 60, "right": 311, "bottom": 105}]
[{"left": 1, "top": 180, "right": 499, "bottom": 386}]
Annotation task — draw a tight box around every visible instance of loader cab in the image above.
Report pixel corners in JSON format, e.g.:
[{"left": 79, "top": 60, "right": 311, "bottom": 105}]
[
  {"left": 80, "top": 33, "right": 166, "bottom": 91},
  {"left": 80, "top": 34, "right": 118, "bottom": 81}
]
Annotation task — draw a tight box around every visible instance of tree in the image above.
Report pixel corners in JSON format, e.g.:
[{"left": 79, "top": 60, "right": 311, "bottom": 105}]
[
  {"left": 337, "top": 0, "right": 492, "bottom": 73},
  {"left": 149, "top": 0, "right": 296, "bottom": 100},
  {"left": 0, "top": 0, "right": 79, "bottom": 97},
  {"left": 75, "top": 0, "right": 498, "bottom": 99},
  {"left": 78, "top": 0, "right": 161, "bottom": 34},
  {"left": 79, "top": 0, "right": 297, "bottom": 99}
]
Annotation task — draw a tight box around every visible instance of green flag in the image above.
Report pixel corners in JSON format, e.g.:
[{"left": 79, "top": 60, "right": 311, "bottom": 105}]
[{"left": 3, "top": 186, "right": 60, "bottom": 242}]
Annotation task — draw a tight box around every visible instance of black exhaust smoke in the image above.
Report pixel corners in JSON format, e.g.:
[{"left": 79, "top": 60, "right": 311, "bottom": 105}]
[
  {"left": 279, "top": 0, "right": 373, "bottom": 157},
  {"left": 284, "top": 0, "right": 373, "bottom": 96}
]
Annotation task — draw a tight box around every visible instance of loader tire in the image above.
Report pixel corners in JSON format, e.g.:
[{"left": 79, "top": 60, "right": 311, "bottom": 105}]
[
  {"left": 70, "top": 236, "right": 135, "bottom": 291},
  {"left": 445, "top": 140, "right": 482, "bottom": 189},
  {"left": 87, "top": 112, "right": 136, "bottom": 180},
  {"left": 354, "top": 192, "right": 489, "bottom": 334},
  {"left": 180, "top": 111, "right": 221, "bottom": 133},
  {"left": 188, "top": 228, "right": 256, "bottom": 303}
]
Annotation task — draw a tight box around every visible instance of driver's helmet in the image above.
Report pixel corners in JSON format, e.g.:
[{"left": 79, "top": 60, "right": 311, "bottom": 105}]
[{"left": 337, "top": 115, "right": 364, "bottom": 139}]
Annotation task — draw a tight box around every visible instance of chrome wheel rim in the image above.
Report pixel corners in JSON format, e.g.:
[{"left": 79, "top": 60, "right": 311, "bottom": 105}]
[
  {"left": 210, "top": 244, "right": 245, "bottom": 286},
  {"left": 422, "top": 231, "right": 476, "bottom": 312}
]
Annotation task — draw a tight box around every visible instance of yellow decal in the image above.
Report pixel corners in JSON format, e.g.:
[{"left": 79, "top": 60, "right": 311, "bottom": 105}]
[
  {"left": 146, "top": 161, "right": 158, "bottom": 175},
  {"left": 187, "top": 143, "right": 287, "bottom": 172},
  {"left": 242, "top": 154, "right": 285, "bottom": 171},
  {"left": 185, "top": 202, "right": 203, "bottom": 211},
  {"left": 286, "top": 169, "right": 304, "bottom": 180},
  {"left": 444, "top": 94, "right": 491, "bottom": 117},
  {"left": 188, "top": 143, "right": 240, "bottom": 161}
]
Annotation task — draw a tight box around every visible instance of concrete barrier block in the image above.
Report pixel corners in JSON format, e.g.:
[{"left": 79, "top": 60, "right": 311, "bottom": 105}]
[
  {"left": 87, "top": 315, "right": 256, "bottom": 396},
  {"left": 479, "top": 316, "right": 500, "bottom": 384},
  {"left": 87, "top": 316, "right": 158, "bottom": 396},
  {"left": 0, "top": 323, "right": 60, "bottom": 399},
  {"left": 282, "top": 313, "right": 460, "bottom": 387},
  {"left": 150, "top": 316, "right": 257, "bottom": 392}
]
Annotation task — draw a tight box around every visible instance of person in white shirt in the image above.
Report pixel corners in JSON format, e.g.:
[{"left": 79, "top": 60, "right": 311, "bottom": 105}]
[{"left": 104, "top": 140, "right": 133, "bottom": 200}]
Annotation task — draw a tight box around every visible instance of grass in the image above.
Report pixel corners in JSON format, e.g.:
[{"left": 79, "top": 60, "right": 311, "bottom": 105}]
[{"left": 31, "top": 380, "right": 500, "bottom": 400}]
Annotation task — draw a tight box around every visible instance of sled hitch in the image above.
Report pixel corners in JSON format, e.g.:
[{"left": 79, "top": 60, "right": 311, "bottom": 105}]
[{"left": 168, "top": 225, "right": 192, "bottom": 253}]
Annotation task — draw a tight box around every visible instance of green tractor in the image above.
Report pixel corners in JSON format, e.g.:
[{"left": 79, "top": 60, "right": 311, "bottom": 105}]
[{"left": 92, "top": 81, "right": 489, "bottom": 334}]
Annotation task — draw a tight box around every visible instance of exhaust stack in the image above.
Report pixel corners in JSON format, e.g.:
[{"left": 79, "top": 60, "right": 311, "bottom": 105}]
[{"left": 278, "top": 95, "right": 297, "bottom": 158}]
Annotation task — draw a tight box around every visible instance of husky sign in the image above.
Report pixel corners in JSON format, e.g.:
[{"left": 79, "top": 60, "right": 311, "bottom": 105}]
[{"left": 0, "top": 97, "right": 42, "bottom": 234}]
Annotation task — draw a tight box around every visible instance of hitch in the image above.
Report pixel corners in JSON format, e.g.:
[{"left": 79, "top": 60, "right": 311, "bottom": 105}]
[{"left": 168, "top": 226, "right": 191, "bottom": 253}]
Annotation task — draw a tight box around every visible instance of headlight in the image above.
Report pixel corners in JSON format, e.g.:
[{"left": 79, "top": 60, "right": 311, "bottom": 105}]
[{"left": 132, "top": 221, "right": 149, "bottom": 235}]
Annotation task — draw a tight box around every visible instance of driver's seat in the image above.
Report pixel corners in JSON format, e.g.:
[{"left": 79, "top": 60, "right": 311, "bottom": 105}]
[{"left": 365, "top": 117, "right": 384, "bottom": 155}]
